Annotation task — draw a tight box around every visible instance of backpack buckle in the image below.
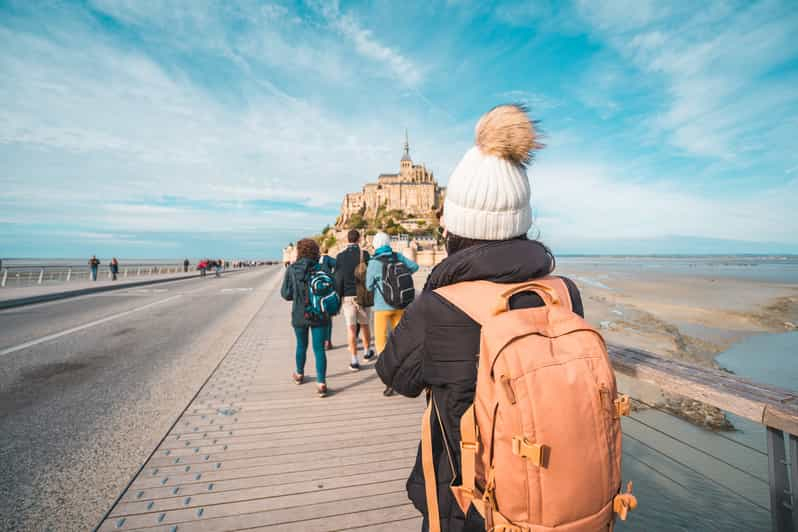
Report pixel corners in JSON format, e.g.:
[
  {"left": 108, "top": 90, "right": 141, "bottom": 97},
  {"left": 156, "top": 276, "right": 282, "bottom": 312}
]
[
  {"left": 461, "top": 441, "right": 479, "bottom": 452},
  {"left": 511, "top": 436, "right": 547, "bottom": 467},
  {"left": 614, "top": 395, "right": 631, "bottom": 417},
  {"left": 613, "top": 481, "right": 638, "bottom": 521}
]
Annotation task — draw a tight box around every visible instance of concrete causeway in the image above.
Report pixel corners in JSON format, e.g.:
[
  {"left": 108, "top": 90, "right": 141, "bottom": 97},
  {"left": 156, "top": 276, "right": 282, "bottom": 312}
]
[{"left": 98, "top": 268, "right": 424, "bottom": 531}]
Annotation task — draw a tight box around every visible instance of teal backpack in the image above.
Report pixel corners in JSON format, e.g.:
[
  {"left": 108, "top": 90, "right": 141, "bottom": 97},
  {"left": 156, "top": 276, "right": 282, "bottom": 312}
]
[{"left": 303, "top": 264, "right": 341, "bottom": 321}]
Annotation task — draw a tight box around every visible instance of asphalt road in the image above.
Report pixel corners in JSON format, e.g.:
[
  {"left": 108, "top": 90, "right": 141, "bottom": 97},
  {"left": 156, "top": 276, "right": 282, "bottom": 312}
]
[{"left": 0, "top": 266, "right": 281, "bottom": 531}]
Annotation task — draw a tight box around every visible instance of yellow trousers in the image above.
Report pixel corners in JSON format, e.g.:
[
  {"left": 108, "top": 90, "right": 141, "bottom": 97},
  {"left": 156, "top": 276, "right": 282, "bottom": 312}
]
[{"left": 374, "top": 309, "right": 404, "bottom": 354}]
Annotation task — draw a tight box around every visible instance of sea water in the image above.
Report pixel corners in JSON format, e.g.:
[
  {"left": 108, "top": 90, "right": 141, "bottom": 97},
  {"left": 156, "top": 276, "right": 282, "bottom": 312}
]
[
  {"left": 558, "top": 255, "right": 798, "bottom": 284},
  {"left": 716, "top": 332, "right": 798, "bottom": 393}
]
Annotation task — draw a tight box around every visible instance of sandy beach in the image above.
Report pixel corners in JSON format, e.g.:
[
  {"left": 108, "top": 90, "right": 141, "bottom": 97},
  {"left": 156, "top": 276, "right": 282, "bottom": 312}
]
[{"left": 555, "top": 259, "right": 798, "bottom": 367}]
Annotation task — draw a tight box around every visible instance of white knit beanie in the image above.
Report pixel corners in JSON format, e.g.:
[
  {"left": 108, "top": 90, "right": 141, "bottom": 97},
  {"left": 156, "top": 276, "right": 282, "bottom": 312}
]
[
  {"left": 443, "top": 104, "right": 542, "bottom": 240},
  {"left": 372, "top": 231, "right": 391, "bottom": 249}
]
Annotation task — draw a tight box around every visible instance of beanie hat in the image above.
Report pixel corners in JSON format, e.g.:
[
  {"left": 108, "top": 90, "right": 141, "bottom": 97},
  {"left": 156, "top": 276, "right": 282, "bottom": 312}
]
[
  {"left": 372, "top": 231, "right": 391, "bottom": 250},
  {"left": 442, "top": 104, "right": 542, "bottom": 240}
]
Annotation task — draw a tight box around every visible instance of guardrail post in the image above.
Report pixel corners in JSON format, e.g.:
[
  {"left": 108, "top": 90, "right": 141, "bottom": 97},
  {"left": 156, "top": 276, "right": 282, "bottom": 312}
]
[
  {"left": 1, "top": 269, "right": 7, "bottom": 287},
  {"left": 137, "top": 266, "right": 141, "bottom": 276},
  {"left": 767, "top": 426, "right": 794, "bottom": 532},
  {"left": 38, "top": 268, "right": 44, "bottom": 285},
  {"left": 124, "top": 267, "right": 128, "bottom": 278},
  {"left": 66, "top": 268, "right": 71, "bottom": 282},
  {"left": 790, "top": 434, "right": 798, "bottom": 531}
]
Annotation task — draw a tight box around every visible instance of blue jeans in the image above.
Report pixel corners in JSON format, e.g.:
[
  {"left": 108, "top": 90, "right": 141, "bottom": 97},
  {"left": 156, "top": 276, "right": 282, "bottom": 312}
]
[
  {"left": 90, "top": 266, "right": 98, "bottom": 281},
  {"left": 294, "top": 325, "right": 327, "bottom": 384}
]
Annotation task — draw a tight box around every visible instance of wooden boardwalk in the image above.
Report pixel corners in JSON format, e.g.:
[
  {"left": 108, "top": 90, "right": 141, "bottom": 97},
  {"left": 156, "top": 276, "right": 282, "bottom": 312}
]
[{"left": 99, "top": 277, "right": 424, "bottom": 531}]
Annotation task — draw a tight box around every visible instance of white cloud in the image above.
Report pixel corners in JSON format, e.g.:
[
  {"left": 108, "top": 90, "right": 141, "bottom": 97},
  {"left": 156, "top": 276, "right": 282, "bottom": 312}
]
[
  {"left": 531, "top": 160, "right": 797, "bottom": 244},
  {"left": 576, "top": 1, "right": 798, "bottom": 161},
  {"left": 310, "top": 1, "right": 422, "bottom": 87}
]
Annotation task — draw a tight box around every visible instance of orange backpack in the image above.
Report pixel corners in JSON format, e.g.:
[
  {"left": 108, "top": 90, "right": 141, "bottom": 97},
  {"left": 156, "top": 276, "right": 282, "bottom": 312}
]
[{"left": 422, "top": 277, "right": 636, "bottom": 531}]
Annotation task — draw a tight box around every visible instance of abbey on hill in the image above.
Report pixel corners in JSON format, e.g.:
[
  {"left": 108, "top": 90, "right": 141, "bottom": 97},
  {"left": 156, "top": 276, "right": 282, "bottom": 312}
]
[{"left": 335, "top": 132, "right": 445, "bottom": 229}]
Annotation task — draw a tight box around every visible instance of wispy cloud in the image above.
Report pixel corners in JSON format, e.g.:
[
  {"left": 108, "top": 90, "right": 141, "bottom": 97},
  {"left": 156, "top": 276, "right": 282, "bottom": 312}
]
[
  {"left": 575, "top": 1, "right": 798, "bottom": 161},
  {"left": 309, "top": 1, "right": 422, "bottom": 87}
]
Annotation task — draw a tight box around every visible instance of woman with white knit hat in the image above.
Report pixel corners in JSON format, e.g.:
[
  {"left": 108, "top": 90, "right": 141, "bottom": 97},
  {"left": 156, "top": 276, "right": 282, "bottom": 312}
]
[
  {"left": 366, "top": 231, "right": 419, "bottom": 395},
  {"left": 376, "top": 105, "right": 586, "bottom": 531}
]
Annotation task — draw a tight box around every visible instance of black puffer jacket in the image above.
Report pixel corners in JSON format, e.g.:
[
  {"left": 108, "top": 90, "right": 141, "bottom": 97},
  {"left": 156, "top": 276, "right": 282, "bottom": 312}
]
[
  {"left": 281, "top": 258, "right": 331, "bottom": 328},
  {"left": 376, "top": 239, "right": 583, "bottom": 531}
]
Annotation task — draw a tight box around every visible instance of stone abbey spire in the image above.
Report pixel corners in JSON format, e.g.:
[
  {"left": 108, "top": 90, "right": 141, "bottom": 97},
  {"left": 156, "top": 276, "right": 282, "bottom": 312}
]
[
  {"left": 401, "top": 129, "right": 411, "bottom": 162},
  {"left": 336, "top": 131, "right": 446, "bottom": 228}
]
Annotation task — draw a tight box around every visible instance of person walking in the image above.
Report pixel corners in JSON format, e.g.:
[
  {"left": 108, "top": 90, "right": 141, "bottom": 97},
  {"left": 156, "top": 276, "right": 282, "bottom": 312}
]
[
  {"left": 376, "top": 105, "right": 586, "bottom": 531},
  {"left": 366, "top": 231, "right": 418, "bottom": 396},
  {"left": 88, "top": 255, "right": 100, "bottom": 281},
  {"left": 199, "top": 259, "right": 208, "bottom": 277},
  {"left": 319, "top": 246, "right": 337, "bottom": 350},
  {"left": 183, "top": 258, "right": 190, "bottom": 272},
  {"left": 110, "top": 257, "right": 119, "bottom": 281},
  {"left": 215, "top": 258, "right": 223, "bottom": 278},
  {"left": 334, "top": 229, "right": 374, "bottom": 371},
  {"left": 281, "top": 238, "right": 331, "bottom": 397}
]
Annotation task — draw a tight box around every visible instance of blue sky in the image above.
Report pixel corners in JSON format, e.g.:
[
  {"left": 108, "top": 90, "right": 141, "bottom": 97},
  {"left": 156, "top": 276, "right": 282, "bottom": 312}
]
[{"left": 1, "top": 0, "right": 797, "bottom": 259}]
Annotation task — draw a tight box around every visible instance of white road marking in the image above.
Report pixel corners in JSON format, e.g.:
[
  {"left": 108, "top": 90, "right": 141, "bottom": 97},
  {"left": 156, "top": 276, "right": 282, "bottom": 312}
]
[
  {"left": 0, "top": 294, "right": 183, "bottom": 358},
  {"left": 131, "top": 288, "right": 168, "bottom": 294},
  {"left": 220, "top": 288, "right": 253, "bottom": 293}
]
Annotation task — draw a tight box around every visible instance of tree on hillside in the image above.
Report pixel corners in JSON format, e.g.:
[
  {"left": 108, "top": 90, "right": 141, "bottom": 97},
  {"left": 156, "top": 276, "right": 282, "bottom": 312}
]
[{"left": 347, "top": 213, "right": 368, "bottom": 230}]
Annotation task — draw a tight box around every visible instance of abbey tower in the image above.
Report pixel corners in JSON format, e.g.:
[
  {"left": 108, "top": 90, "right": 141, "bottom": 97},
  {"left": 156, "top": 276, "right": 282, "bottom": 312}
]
[{"left": 336, "top": 132, "right": 445, "bottom": 228}]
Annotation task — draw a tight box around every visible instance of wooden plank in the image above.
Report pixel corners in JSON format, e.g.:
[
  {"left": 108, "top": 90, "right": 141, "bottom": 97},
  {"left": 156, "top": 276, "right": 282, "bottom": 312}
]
[
  {"left": 113, "top": 493, "right": 415, "bottom": 532},
  {"left": 111, "top": 470, "right": 410, "bottom": 517},
  {"left": 130, "top": 449, "right": 418, "bottom": 490},
  {"left": 124, "top": 458, "right": 414, "bottom": 501},
  {"left": 100, "top": 486, "right": 408, "bottom": 531},
  {"left": 608, "top": 345, "right": 798, "bottom": 435},
  {"left": 145, "top": 436, "right": 420, "bottom": 467},
  {"left": 159, "top": 420, "right": 420, "bottom": 450},
  {"left": 345, "top": 517, "right": 425, "bottom": 531},
  {"left": 249, "top": 504, "right": 419, "bottom": 531}
]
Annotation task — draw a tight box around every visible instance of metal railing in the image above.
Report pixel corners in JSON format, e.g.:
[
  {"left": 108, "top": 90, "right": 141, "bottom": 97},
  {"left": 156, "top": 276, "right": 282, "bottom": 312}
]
[
  {"left": 610, "top": 345, "right": 798, "bottom": 531},
  {"left": 0, "top": 263, "right": 190, "bottom": 287}
]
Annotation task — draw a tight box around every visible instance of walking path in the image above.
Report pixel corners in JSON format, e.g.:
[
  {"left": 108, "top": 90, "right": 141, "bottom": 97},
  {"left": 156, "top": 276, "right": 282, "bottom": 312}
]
[{"left": 99, "top": 273, "right": 424, "bottom": 531}]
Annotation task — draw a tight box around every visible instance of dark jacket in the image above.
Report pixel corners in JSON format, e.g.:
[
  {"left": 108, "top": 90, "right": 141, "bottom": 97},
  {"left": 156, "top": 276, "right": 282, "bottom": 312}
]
[
  {"left": 334, "top": 245, "right": 370, "bottom": 297},
  {"left": 375, "top": 238, "right": 583, "bottom": 532},
  {"left": 281, "top": 257, "right": 331, "bottom": 328}
]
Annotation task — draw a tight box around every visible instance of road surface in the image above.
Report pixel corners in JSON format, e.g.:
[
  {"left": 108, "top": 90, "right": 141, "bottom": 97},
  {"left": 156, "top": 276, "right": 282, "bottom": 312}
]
[{"left": 0, "top": 266, "right": 281, "bottom": 531}]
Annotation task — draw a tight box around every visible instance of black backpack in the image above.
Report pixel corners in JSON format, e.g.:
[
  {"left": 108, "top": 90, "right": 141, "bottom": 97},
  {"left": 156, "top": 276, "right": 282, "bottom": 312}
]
[{"left": 377, "top": 253, "right": 415, "bottom": 309}]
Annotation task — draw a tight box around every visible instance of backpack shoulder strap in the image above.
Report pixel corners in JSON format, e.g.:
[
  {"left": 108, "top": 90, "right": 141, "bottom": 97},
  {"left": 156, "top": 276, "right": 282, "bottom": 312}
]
[
  {"left": 433, "top": 281, "right": 506, "bottom": 325},
  {"left": 535, "top": 276, "right": 573, "bottom": 312}
]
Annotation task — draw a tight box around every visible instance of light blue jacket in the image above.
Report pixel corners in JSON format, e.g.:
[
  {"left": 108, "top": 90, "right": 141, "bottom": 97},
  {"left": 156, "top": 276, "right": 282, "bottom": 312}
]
[{"left": 366, "top": 246, "right": 420, "bottom": 311}]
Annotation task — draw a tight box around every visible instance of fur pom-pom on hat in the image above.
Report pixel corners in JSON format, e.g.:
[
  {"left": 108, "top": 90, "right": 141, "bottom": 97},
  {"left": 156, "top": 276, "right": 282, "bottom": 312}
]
[
  {"left": 475, "top": 104, "right": 543, "bottom": 166},
  {"left": 442, "top": 103, "right": 543, "bottom": 241}
]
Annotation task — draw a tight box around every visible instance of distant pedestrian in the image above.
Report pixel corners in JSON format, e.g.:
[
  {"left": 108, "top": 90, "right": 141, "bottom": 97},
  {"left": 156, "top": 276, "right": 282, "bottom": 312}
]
[
  {"left": 89, "top": 255, "right": 100, "bottom": 281},
  {"left": 183, "top": 258, "right": 190, "bottom": 272},
  {"left": 198, "top": 259, "right": 208, "bottom": 277},
  {"left": 366, "top": 231, "right": 418, "bottom": 396},
  {"left": 320, "top": 246, "right": 337, "bottom": 350},
  {"left": 110, "top": 257, "right": 119, "bottom": 281},
  {"left": 334, "top": 230, "right": 374, "bottom": 371},
  {"left": 281, "top": 238, "right": 333, "bottom": 397},
  {"left": 216, "top": 258, "right": 223, "bottom": 278}
]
